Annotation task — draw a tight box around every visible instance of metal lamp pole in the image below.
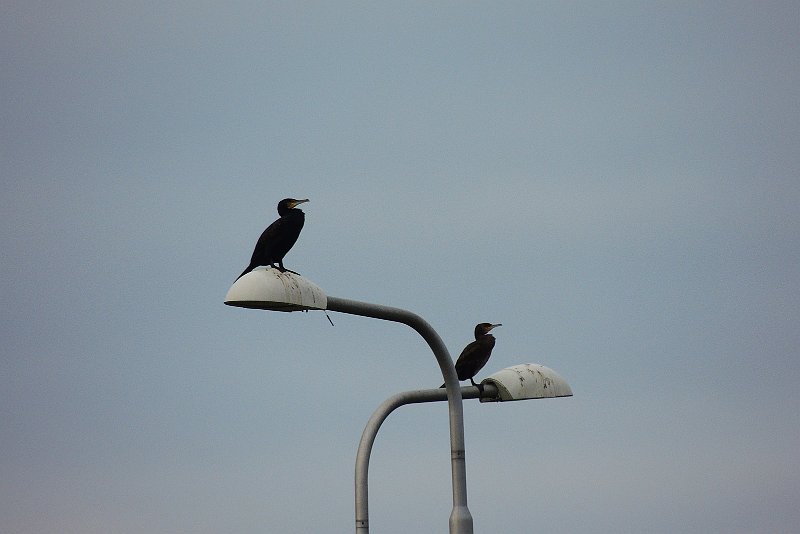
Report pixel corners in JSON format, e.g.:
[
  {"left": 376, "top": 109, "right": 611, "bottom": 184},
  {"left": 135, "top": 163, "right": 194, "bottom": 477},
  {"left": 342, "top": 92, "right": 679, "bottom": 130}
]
[
  {"left": 326, "top": 296, "right": 473, "bottom": 534},
  {"left": 224, "top": 272, "right": 473, "bottom": 533},
  {"left": 355, "top": 385, "right": 498, "bottom": 533}
]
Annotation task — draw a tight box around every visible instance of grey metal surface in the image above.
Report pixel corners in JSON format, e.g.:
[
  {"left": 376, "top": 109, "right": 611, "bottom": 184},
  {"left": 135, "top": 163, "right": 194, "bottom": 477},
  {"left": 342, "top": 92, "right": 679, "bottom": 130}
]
[
  {"left": 355, "top": 385, "right": 498, "bottom": 533},
  {"left": 325, "top": 296, "right": 474, "bottom": 534}
]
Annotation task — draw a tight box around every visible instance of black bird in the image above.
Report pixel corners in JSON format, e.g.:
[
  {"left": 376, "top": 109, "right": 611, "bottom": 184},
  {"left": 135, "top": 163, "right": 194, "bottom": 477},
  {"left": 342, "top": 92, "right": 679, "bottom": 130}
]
[
  {"left": 441, "top": 323, "right": 502, "bottom": 388},
  {"left": 237, "top": 198, "right": 309, "bottom": 280}
]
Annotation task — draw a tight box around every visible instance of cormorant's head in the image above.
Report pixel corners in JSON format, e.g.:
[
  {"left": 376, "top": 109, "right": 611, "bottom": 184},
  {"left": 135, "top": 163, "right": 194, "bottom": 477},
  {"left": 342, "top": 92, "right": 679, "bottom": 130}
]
[
  {"left": 474, "top": 323, "right": 502, "bottom": 338},
  {"left": 277, "top": 198, "right": 310, "bottom": 214}
]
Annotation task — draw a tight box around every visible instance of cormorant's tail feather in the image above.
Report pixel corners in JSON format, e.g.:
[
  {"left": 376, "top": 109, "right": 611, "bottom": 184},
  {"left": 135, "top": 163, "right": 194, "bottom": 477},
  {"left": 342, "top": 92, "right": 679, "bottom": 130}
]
[{"left": 236, "top": 264, "right": 254, "bottom": 281}]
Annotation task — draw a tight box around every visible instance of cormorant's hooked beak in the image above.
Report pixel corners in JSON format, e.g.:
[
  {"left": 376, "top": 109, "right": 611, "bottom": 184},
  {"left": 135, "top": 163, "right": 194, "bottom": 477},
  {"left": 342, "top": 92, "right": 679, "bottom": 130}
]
[
  {"left": 289, "top": 198, "right": 309, "bottom": 208},
  {"left": 488, "top": 323, "right": 502, "bottom": 331}
]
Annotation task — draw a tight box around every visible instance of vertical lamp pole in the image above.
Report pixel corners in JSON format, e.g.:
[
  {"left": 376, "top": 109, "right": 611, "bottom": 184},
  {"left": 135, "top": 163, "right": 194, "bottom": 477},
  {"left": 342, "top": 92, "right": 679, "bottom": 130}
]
[
  {"left": 356, "top": 385, "right": 494, "bottom": 534},
  {"left": 325, "top": 296, "right": 473, "bottom": 534}
]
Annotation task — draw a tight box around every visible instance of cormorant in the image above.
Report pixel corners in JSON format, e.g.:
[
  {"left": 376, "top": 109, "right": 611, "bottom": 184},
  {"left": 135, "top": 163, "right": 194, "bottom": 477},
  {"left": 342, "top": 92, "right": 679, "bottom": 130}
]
[
  {"left": 441, "top": 323, "right": 502, "bottom": 388},
  {"left": 237, "top": 198, "right": 309, "bottom": 280}
]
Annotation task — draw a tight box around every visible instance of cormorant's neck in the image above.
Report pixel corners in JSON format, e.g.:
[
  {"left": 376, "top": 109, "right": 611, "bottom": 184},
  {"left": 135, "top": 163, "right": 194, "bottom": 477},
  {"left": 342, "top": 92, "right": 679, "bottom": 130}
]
[{"left": 278, "top": 207, "right": 303, "bottom": 217}]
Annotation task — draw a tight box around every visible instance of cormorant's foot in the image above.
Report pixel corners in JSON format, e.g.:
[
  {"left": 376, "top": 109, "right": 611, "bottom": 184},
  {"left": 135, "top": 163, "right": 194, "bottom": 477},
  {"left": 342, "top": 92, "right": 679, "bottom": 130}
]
[
  {"left": 270, "top": 265, "right": 300, "bottom": 275},
  {"left": 469, "top": 379, "right": 484, "bottom": 394},
  {"left": 273, "top": 263, "right": 300, "bottom": 275}
]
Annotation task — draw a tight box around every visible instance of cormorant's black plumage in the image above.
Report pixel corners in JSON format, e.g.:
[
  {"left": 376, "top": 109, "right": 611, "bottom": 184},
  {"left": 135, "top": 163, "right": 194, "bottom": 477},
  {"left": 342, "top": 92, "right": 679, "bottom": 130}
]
[
  {"left": 237, "top": 198, "right": 308, "bottom": 280},
  {"left": 440, "top": 323, "right": 501, "bottom": 388}
]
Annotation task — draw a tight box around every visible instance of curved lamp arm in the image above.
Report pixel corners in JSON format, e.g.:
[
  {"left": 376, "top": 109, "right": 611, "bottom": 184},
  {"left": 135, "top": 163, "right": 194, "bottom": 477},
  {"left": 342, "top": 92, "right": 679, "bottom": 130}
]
[{"left": 325, "top": 296, "right": 473, "bottom": 534}]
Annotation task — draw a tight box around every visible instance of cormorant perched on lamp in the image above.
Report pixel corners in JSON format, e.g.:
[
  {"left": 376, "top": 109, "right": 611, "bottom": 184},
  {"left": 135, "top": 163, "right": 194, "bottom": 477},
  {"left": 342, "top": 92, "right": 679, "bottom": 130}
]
[
  {"left": 441, "top": 323, "right": 502, "bottom": 388},
  {"left": 237, "top": 198, "right": 309, "bottom": 280}
]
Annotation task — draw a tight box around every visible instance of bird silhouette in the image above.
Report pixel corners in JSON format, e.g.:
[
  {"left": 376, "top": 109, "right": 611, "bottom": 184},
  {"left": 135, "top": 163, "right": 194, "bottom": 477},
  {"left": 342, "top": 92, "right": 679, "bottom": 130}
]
[
  {"left": 237, "top": 198, "right": 308, "bottom": 280},
  {"left": 441, "top": 323, "right": 502, "bottom": 388}
]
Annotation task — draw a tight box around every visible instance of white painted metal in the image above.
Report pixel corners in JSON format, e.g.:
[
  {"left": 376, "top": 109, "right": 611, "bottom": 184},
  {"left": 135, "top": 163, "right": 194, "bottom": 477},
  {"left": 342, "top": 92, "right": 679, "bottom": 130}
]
[
  {"left": 224, "top": 267, "right": 327, "bottom": 311},
  {"left": 480, "top": 363, "right": 573, "bottom": 401}
]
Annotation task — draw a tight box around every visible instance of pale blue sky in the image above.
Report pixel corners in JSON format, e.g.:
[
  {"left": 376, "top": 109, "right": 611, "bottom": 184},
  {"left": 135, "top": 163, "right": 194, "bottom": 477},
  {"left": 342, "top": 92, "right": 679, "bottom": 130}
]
[{"left": 2, "top": 2, "right": 799, "bottom": 533}]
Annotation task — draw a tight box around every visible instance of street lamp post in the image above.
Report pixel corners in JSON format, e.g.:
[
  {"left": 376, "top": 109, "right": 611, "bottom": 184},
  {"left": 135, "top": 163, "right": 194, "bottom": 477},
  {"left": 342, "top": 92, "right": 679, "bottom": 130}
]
[
  {"left": 225, "top": 269, "right": 473, "bottom": 534},
  {"left": 355, "top": 384, "right": 497, "bottom": 533},
  {"left": 326, "top": 296, "right": 473, "bottom": 534}
]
